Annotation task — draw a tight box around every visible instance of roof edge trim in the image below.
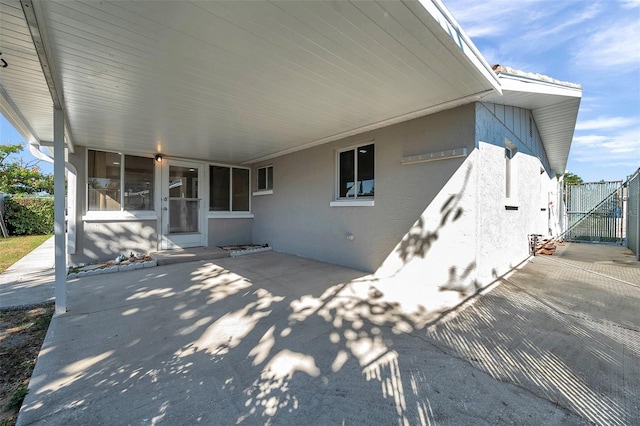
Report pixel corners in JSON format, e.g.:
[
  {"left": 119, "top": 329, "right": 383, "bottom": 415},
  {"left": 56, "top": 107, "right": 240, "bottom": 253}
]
[
  {"left": 416, "top": 0, "right": 502, "bottom": 94},
  {"left": 493, "top": 65, "right": 582, "bottom": 92},
  {"left": 20, "top": 0, "right": 75, "bottom": 153}
]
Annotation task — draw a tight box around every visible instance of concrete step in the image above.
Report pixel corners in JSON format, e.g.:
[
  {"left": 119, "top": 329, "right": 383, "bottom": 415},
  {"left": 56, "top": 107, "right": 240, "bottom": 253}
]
[{"left": 150, "top": 246, "right": 230, "bottom": 266}]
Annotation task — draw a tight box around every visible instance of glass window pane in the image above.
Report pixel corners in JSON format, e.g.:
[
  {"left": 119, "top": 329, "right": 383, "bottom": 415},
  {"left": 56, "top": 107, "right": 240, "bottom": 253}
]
[
  {"left": 257, "top": 167, "right": 267, "bottom": 191},
  {"left": 169, "top": 166, "right": 198, "bottom": 199},
  {"left": 266, "top": 166, "right": 273, "bottom": 190},
  {"left": 232, "top": 168, "right": 250, "bottom": 211},
  {"left": 88, "top": 150, "right": 121, "bottom": 211},
  {"left": 257, "top": 166, "right": 273, "bottom": 191},
  {"left": 210, "top": 166, "right": 230, "bottom": 211},
  {"left": 339, "top": 150, "right": 355, "bottom": 198},
  {"left": 169, "top": 199, "right": 199, "bottom": 233},
  {"left": 123, "top": 155, "right": 154, "bottom": 210},
  {"left": 357, "top": 144, "right": 374, "bottom": 197}
]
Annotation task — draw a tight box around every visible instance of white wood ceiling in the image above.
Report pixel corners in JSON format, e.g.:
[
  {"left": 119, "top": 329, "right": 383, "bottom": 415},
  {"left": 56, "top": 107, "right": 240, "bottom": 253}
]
[{"left": 1, "top": 0, "right": 499, "bottom": 164}]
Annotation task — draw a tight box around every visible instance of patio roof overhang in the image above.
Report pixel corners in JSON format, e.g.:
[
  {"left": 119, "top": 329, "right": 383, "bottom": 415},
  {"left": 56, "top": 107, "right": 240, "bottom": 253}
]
[
  {"left": 1, "top": 0, "right": 500, "bottom": 163},
  {"left": 482, "top": 66, "right": 582, "bottom": 175}
]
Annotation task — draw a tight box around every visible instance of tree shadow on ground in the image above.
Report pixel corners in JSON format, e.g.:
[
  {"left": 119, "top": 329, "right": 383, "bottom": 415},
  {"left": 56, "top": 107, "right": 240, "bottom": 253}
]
[{"left": 22, "top": 249, "right": 624, "bottom": 425}]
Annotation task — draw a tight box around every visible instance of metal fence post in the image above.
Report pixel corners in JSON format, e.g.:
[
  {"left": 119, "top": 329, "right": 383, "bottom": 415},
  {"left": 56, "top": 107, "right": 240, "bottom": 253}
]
[{"left": 637, "top": 173, "right": 640, "bottom": 261}]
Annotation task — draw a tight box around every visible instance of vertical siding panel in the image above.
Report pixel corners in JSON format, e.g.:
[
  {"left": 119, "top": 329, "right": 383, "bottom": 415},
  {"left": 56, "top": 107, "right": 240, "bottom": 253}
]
[
  {"left": 505, "top": 106, "right": 514, "bottom": 134},
  {"left": 520, "top": 109, "right": 527, "bottom": 146},
  {"left": 513, "top": 107, "right": 521, "bottom": 138},
  {"left": 495, "top": 104, "right": 505, "bottom": 124}
]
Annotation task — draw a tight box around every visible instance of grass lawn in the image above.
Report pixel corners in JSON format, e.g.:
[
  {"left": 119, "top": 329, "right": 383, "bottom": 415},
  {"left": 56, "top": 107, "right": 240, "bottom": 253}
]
[
  {"left": 0, "top": 303, "right": 53, "bottom": 426},
  {"left": 0, "top": 235, "right": 51, "bottom": 274},
  {"left": 0, "top": 234, "right": 53, "bottom": 425}
]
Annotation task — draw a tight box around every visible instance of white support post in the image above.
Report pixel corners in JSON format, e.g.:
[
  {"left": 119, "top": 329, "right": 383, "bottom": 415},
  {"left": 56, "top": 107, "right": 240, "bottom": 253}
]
[{"left": 54, "top": 107, "right": 66, "bottom": 314}]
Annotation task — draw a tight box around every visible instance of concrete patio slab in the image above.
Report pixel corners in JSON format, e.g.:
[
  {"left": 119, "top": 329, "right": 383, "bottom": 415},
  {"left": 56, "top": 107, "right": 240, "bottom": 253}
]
[
  {"left": 0, "top": 239, "right": 234, "bottom": 309},
  {"left": 17, "top": 245, "right": 639, "bottom": 425}
]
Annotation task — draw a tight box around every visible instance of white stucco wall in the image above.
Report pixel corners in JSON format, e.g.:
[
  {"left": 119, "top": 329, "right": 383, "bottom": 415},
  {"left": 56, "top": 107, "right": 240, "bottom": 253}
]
[{"left": 474, "top": 103, "right": 557, "bottom": 284}]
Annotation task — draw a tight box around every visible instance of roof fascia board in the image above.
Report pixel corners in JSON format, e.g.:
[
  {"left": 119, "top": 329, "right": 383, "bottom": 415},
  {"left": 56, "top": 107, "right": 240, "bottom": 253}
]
[
  {"left": 413, "top": 0, "right": 502, "bottom": 94},
  {"left": 499, "top": 75, "right": 583, "bottom": 99},
  {"left": 20, "top": 0, "right": 75, "bottom": 153},
  {"left": 244, "top": 89, "right": 493, "bottom": 164}
]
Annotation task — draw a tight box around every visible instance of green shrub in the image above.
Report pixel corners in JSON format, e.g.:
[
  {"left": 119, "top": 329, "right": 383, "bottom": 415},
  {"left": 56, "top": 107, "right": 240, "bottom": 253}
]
[{"left": 3, "top": 197, "right": 54, "bottom": 235}]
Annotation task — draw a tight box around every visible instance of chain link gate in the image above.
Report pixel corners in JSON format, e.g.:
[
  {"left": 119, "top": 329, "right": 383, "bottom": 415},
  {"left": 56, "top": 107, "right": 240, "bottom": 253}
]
[{"left": 564, "top": 181, "right": 624, "bottom": 244}]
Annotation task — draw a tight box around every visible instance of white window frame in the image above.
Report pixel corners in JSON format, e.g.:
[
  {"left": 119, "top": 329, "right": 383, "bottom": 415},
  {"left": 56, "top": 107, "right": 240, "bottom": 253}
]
[
  {"left": 83, "top": 148, "right": 157, "bottom": 221},
  {"left": 331, "top": 142, "right": 375, "bottom": 207},
  {"left": 253, "top": 165, "right": 273, "bottom": 196},
  {"left": 207, "top": 164, "right": 253, "bottom": 218}
]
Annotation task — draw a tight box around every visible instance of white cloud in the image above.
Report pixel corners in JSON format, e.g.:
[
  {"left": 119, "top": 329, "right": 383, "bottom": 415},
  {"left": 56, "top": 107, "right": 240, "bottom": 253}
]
[
  {"left": 518, "top": 3, "right": 601, "bottom": 43},
  {"left": 575, "top": 116, "right": 637, "bottom": 131},
  {"left": 446, "top": 0, "right": 607, "bottom": 70},
  {"left": 571, "top": 128, "right": 640, "bottom": 167},
  {"left": 573, "top": 16, "right": 640, "bottom": 70},
  {"left": 449, "top": 0, "right": 639, "bottom": 72},
  {"left": 572, "top": 135, "right": 608, "bottom": 146},
  {"left": 621, "top": 0, "right": 640, "bottom": 9},
  {"left": 444, "top": 0, "right": 544, "bottom": 38}
]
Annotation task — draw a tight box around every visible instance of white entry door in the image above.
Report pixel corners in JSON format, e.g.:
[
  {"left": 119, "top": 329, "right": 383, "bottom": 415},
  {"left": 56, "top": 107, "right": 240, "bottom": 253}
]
[{"left": 160, "top": 160, "right": 206, "bottom": 249}]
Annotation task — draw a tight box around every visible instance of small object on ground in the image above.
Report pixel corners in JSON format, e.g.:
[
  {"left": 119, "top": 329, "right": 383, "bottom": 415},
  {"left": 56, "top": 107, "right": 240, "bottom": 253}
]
[
  {"left": 68, "top": 252, "right": 153, "bottom": 277},
  {"left": 536, "top": 239, "right": 557, "bottom": 255}
]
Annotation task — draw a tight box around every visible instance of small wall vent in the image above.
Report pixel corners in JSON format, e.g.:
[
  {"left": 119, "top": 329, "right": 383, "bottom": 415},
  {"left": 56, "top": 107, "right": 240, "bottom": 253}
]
[{"left": 529, "top": 116, "right": 533, "bottom": 138}]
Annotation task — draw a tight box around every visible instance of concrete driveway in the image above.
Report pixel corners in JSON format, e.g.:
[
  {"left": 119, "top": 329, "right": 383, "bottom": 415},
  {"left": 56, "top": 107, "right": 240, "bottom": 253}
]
[{"left": 17, "top": 244, "right": 639, "bottom": 425}]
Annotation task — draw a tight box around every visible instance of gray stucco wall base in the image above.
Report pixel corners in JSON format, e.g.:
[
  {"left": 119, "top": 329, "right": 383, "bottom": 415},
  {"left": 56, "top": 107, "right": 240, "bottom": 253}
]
[
  {"left": 208, "top": 218, "right": 253, "bottom": 247},
  {"left": 252, "top": 105, "right": 477, "bottom": 273}
]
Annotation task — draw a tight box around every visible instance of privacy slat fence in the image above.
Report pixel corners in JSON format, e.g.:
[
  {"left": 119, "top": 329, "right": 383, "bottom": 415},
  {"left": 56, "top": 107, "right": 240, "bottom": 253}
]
[
  {"left": 564, "top": 181, "right": 623, "bottom": 244},
  {"left": 627, "top": 168, "right": 640, "bottom": 260}
]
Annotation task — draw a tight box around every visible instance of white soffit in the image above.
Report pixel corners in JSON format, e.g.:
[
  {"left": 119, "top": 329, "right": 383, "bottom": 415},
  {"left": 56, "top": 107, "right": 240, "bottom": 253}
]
[
  {"left": 3, "top": 0, "right": 500, "bottom": 164},
  {"left": 483, "top": 72, "right": 582, "bottom": 175}
]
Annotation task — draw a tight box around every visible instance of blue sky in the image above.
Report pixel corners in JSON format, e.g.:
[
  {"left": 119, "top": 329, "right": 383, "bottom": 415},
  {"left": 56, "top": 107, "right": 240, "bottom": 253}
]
[
  {"left": 2, "top": 0, "right": 639, "bottom": 183},
  {"left": 446, "top": 0, "right": 640, "bottom": 182}
]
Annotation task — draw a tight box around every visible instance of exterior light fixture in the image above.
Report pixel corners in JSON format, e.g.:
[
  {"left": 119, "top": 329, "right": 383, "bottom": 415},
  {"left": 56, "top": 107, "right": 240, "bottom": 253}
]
[{"left": 155, "top": 154, "right": 163, "bottom": 162}]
